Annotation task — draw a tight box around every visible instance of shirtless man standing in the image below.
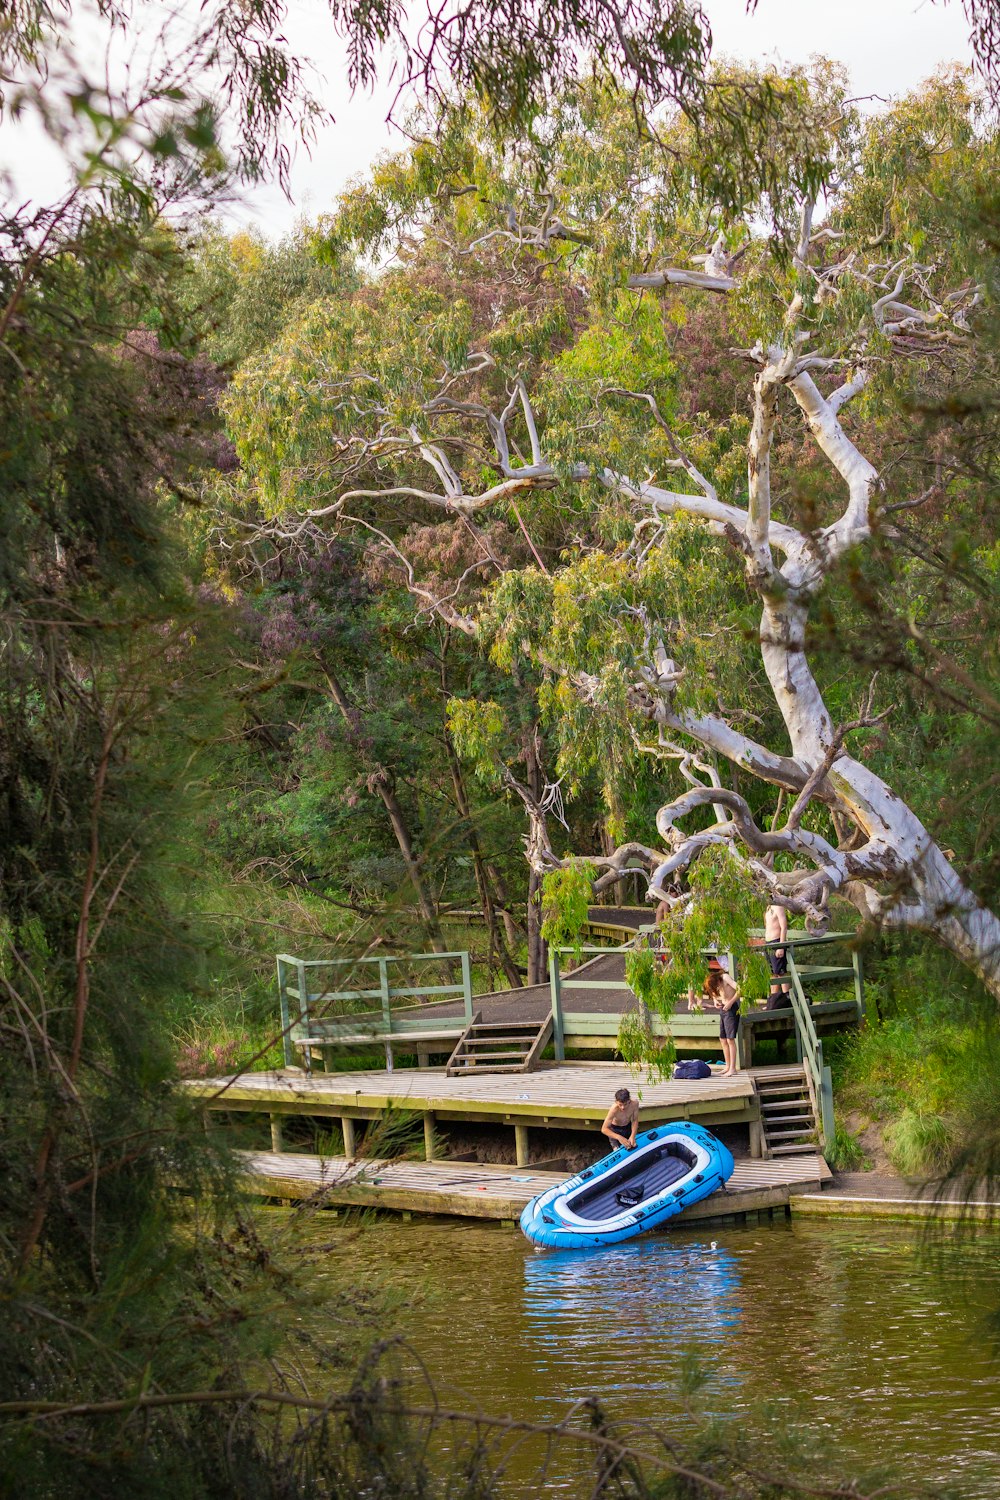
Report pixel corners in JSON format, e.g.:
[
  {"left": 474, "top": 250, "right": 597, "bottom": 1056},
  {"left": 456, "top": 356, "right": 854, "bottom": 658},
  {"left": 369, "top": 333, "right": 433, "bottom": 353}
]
[
  {"left": 601, "top": 1088, "right": 638, "bottom": 1151},
  {"left": 764, "top": 902, "right": 790, "bottom": 1009}
]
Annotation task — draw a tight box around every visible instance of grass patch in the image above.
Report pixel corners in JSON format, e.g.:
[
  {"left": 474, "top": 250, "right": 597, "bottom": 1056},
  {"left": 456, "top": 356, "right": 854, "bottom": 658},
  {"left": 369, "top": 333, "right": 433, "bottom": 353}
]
[
  {"left": 832, "top": 1006, "right": 996, "bottom": 1178},
  {"left": 883, "top": 1109, "right": 956, "bottom": 1178},
  {"left": 825, "top": 1125, "right": 873, "bottom": 1173}
]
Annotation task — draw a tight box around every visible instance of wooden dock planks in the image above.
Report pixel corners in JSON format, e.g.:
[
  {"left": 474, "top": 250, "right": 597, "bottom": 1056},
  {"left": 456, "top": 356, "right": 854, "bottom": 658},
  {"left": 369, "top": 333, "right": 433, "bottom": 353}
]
[
  {"left": 183, "top": 1060, "right": 754, "bottom": 1123},
  {"left": 238, "top": 1149, "right": 831, "bottom": 1223}
]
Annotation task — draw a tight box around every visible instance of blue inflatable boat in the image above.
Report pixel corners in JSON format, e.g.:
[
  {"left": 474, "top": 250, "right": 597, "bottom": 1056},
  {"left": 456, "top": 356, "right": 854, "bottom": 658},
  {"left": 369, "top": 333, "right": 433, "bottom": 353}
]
[{"left": 519, "top": 1121, "right": 734, "bottom": 1250}]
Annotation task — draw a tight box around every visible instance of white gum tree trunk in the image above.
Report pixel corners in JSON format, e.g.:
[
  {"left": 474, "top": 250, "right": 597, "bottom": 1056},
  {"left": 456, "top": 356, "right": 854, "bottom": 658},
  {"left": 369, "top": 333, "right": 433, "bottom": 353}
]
[{"left": 306, "top": 203, "right": 1000, "bottom": 999}]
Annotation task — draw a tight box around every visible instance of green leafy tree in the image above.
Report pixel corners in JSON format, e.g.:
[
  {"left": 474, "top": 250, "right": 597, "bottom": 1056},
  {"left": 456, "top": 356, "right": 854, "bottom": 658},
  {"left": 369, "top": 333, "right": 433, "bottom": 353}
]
[{"left": 230, "top": 69, "right": 1000, "bottom": 1007}]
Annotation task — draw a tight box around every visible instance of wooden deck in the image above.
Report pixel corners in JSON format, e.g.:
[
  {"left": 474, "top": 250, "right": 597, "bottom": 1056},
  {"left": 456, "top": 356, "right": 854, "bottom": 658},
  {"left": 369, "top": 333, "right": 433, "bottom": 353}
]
[
  {"left": 239, "top": 1148, "right": 831, "bottom": 1223},
  {"left": 184, "top": 1060, "right": 758, "bottom": 1133},
  {"left": 300, "top": 949, "right": 860, "bottom": 1061}
]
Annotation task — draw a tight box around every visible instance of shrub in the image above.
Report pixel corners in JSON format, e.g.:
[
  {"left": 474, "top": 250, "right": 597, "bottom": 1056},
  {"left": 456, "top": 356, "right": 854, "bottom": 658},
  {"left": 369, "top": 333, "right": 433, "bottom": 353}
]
[{"left": 884, "top": 1108, "right": 957, "bottom": 1177}]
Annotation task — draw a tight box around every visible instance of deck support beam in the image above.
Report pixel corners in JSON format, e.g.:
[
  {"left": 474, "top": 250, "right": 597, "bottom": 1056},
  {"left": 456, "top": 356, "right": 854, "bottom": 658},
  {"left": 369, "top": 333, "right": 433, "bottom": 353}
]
[
  {"left": 749, "top": 1116, "right": 763, "bottom": 1159},
  {"left": 423, "top": 1111, "right": 436, "bottom": 1160},
  {"left": 269, "top": 1114, "right": 283, "bottom": 1153},
  {"left": 341, "top": 1115, "right": 357, "bottom": 1158},
  {"left": 514, "top": 1123, "right": 530, "bottom": 1167}
]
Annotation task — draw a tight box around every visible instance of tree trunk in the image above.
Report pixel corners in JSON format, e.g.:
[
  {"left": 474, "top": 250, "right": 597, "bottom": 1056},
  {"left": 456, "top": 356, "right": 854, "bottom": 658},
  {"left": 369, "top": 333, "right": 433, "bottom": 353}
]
[
  {"left": 324, "top": 668, "right": 445, "bottom": 951},
  {"left": 757, "top": 598, "right": 1000, "bottom": 998},
  {"left": 443, "top": 729, "right": 523, "bottom": 988},
  {"left": 483, "top": 860, "right": 523, "bottom": 948},
  {"left": 527, "top": 866, "right": 546, "bottom": 986},
  {"left": 524, "top": 727, "right": 548, "bottom": 986}
]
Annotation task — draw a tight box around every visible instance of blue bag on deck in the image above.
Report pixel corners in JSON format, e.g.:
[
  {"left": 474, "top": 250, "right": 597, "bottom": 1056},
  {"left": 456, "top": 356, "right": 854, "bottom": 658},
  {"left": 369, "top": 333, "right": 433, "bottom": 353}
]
[{"left": 673, "top": 1059, "right": 712, "bottom": 1080}]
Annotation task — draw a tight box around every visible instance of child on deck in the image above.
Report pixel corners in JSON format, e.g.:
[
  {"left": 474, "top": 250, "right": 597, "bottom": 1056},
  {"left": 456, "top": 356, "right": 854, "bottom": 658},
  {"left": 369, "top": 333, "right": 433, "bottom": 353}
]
[
  {"left": 705, "top": 969, "right": 742, "bottom": 1077},
  {"left": 601, "top": 1088, "right": 638, "bottom": 1151},
  {"left": 764, "top": 902, "right": 791, "bottom": 1008}
]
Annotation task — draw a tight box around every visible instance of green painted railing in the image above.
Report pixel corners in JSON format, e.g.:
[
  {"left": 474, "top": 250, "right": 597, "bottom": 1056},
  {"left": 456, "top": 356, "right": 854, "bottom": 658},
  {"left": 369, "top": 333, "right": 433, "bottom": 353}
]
[
  {"left": 786, "top": 950, "right": 835, "bottom": 1153},
  {"left": 549, "top": 944, "right": 634, "bottom": 1062},
  {"left": 549, "top": 932, "right": 863, "bottom": 1101},
  {"left": 277, "top": 951, "right": 474, "bottom": 1068}
]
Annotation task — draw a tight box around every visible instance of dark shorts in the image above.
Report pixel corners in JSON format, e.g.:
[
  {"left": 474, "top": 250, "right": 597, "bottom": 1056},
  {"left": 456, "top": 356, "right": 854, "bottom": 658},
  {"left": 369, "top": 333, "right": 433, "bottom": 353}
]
[
  {"left": 719, "top": 1006, "right": 740, "bottom": 1040},
  {"left": 767, "top": 947, "right": 788, "bottom": 979}
]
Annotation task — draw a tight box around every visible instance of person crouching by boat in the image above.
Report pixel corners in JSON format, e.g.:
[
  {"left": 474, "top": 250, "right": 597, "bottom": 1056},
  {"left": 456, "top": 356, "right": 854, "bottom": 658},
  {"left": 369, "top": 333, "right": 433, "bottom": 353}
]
[
  {"left": 602, "top": 1088, "right": 638, "bottom": 1151},
  {"left": 705, "top": 969, "right": 742, "bottom": 1077}
]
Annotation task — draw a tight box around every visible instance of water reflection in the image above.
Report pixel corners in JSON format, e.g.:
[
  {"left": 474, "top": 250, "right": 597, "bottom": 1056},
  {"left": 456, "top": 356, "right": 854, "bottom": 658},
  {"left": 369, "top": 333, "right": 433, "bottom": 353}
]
[
  {"left": 296, "top": 1214, "right": 1000, "bottom": 1496},
  {"left": 522, "top": 1238, "right": 741, "bottom": 1401}
]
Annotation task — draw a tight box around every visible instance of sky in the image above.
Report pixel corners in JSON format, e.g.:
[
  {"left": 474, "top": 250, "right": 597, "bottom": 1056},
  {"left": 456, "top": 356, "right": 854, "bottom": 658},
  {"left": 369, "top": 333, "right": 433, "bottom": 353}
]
[
  {"left": 219, "top": 0, "right": 978, "bottom": 235},
  {"left": 2, "top": 0, "right": 976, "bottom": 239}
]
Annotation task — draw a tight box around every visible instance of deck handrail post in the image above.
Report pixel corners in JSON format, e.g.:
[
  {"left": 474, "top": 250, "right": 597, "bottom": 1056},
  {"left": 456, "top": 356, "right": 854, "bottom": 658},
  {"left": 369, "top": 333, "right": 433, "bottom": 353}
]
[
  {"left": 295, "top": 957, "right": 311, "bottom": 1073},
  {"left": 787, "top": 951, "right": 834, "bottom": 1154},
  {"left": 379, "top": 958, "right": 393, "bottom": 1072},
  {"left": 820, "top": 1063, "right": 835, "bottom": 1147},
  {"left": 460, "top": 950, "right": 473, "bottom": 1023},
  {"left": 379, "top": 958, "right": 392, "bottom": 1029},
  {"left": 277, "top": 956, "right": 293, "bottom": 1068},
  {"left": 852, "top": 946, "right": 867, "bottom": 1024},
  {"left": 549, "top": 949, "right": 565, "bottom": 1062}
]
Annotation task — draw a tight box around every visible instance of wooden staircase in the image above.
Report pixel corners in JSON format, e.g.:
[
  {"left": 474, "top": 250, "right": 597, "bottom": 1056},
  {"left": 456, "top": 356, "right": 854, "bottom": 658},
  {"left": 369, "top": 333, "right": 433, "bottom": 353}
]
[
  {"left": 755, "top": 1065, "right": 821, "bottom": 1158},
  {"left": 446, "top": 1013, "right": 553, "bottom": 1076}
]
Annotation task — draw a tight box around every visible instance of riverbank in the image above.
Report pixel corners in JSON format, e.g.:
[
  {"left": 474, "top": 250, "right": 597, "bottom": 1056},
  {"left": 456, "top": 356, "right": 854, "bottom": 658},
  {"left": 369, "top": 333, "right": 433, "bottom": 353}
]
[
  {"left": 232, "top": 1149, "right": 1000, "bottom": 1229},
  {"left": 791, "top": 1170, "right": 1000, "bottom": 1222}
]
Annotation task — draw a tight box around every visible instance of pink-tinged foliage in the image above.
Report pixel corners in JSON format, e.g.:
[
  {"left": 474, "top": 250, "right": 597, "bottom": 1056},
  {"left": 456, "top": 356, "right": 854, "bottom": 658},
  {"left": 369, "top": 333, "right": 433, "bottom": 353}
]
[
  {"left": 257, "top": 545, "right": 370, "bottom": 664},
  {"left": 365, "top": 519, "right": 527, "bottom": 601},
  {"left": 177, "top": 1034, "right": 248, "bottom": 1078},
  {"left": 121, "top": 329, "right": 238, "bottom": 477}
]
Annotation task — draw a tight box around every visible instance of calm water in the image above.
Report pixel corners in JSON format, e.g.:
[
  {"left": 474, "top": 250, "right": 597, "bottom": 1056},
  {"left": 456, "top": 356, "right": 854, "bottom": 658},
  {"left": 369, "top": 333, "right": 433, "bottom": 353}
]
[{"left": 291, "top": 1213, "right": 1000, "bottom": 1496}]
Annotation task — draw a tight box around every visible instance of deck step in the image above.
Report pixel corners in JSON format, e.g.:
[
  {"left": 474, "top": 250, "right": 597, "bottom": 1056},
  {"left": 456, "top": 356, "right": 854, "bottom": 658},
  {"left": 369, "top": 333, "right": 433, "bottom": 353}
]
[
  {"left": 754, "top": 1068, "right": 821, "bottom": 1161},
  {"left": 458, "top": 1021, "right": 543, "bottom": 1032},
  {"left": 446, "top": 1014, "right": 552, "bottom": 1077},
  {"left": 448, "top": 1050, "right": 532, "bottom": 1063},
  {"left": 461, "top": 1036, "right": 537, "bottom": 1048},
  {"left": 447, "top": 1062, "right": 534, "bottom": 1074}
]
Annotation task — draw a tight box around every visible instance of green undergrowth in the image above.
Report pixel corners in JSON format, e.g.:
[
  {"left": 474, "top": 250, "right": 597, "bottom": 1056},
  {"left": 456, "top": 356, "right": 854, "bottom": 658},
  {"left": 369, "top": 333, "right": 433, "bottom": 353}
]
[
  {"left": 163, "top": 856, "right": 514, "bottom": 1079},
  {"left": 825, "top": 1125, "right": 874, "bottom": 1173},
  {"left": 832, "top": 1017, "right": 971, "bottom": 1176},
  {"left": 317, "top": 1109, "right": 429, "bottom": 1161},
  {"left": 830, "top": 938, "right": 1000, "bottom": 1178}
]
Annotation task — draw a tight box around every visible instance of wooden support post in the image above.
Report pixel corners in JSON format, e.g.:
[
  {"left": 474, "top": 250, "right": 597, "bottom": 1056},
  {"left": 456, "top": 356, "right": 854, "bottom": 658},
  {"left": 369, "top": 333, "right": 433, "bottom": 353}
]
[
  {"left": 423, "top": 1111, "right": 436, "bottom": 1161},
  {"left": 341, "top": 1116, "right": 357, "bottom": 1159},
  {"left": 748, "top": 1114, "right": 763, "bottom": 1159},
  {"left": 295, "top": 957, "right": 311, "bottom": 1073},
  {"left": 854, "top": 948, "right": 873, "bottom": 1025},
  {"left": 460, "top": 950, "right": 474, "bottom": 1023},
  {"left": 514, "top": 1123, "right": 530, "bottom": 1167},
  {"left": 379, "top": 958, "right": 393, "bottom": 1072},
  {"left": 269, "top": 1114, "right": 284, "bottom": 1153},
  {"left": 549, "top": 949, "right": 565, "bottom": 1062},
  {"left": 417, "top": 1051, "right": 430, "bottom": 1068},
  {"left": 277, "top": 956, "right": 293, "bottom": 1068},
  {"left": 819, "top": 1063, "right": 836, "bottom": 1155}
]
